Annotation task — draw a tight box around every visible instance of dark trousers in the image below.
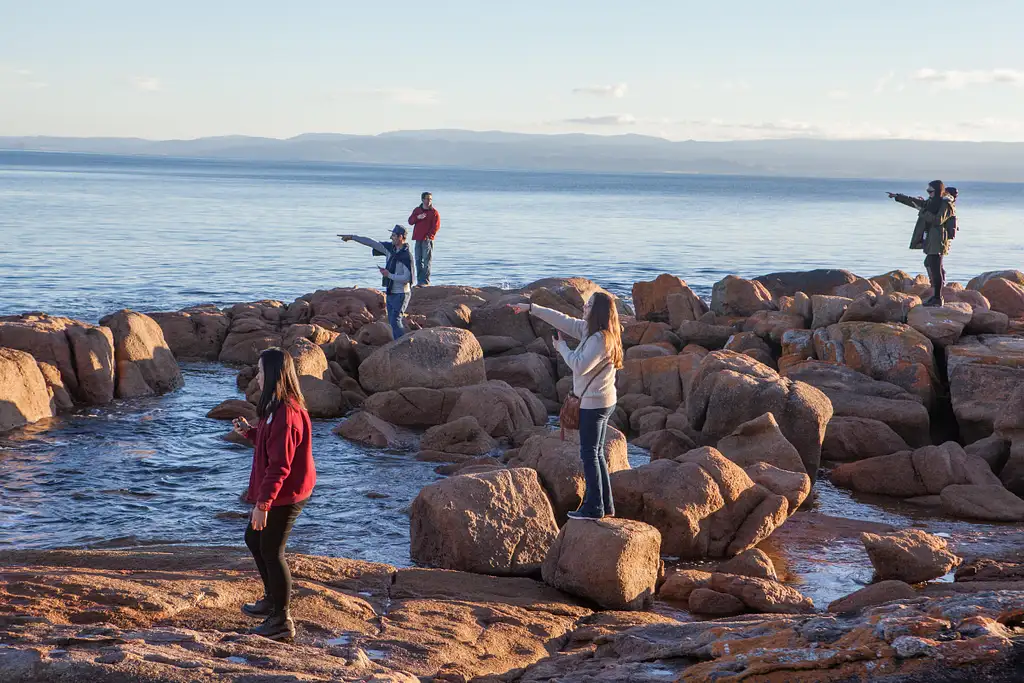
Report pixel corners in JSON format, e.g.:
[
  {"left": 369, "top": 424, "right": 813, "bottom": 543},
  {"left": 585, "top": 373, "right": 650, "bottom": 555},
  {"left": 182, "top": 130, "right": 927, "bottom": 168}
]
[
  {"left": 924, "top": 254, "right": 945, "bottom": 298},
  {"left": 414, "top": 240, "right": 433, "bottom": 286},
  {"left": 577, "top": 406, "right": 616, "bottom": 517},
  {"left": 244, "top": 498, "right": 307, "bottom": 614}
]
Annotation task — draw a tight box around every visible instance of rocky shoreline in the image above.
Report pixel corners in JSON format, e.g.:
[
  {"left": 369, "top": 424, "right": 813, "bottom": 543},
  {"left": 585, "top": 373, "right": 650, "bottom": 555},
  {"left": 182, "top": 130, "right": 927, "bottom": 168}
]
[{"left": 3, "top": 268, "right": 1024, "bottom": 681}]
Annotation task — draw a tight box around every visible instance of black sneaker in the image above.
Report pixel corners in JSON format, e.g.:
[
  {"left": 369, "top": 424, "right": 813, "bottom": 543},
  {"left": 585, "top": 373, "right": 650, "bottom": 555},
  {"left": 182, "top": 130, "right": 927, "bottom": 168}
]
[
  {"left": 922, "top": 296, "right": 944, "bottom": 308},
  {"left": 251, "top": 611, "right": 295, "bottom": 641},
  {"left": 567, "top": 510, "right": 603, "bottom": 521}
]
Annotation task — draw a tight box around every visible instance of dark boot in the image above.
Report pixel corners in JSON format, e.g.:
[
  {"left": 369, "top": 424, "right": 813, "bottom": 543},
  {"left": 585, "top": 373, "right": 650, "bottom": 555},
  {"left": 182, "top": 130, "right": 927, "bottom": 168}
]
[
  {"left": 241, "top": 596, "right": 274, "bottom": 618},
  {"left": 251, "top": 610, "right": 295, "bottom": 641}
]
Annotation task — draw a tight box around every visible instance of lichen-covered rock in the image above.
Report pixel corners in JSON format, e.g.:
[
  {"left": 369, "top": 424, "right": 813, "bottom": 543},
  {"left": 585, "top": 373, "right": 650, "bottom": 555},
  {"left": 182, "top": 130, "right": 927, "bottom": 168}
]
[
  {"left": 813, "top": 321, "right": 939, "bottom": 406},
  {"left": 822, "top": 416, "right": 909, "bottom": 462},
  {"left": 710, "top": 275, "right": 774, "bottom": 317},
  {"left": 409, "top": 468, "right": 559, "bottom": 576},
  {"left": 149, "top": 305, "right": 230, "bottom": 360},
  {"left": 541, "top": 518, "right": 661, "bottom": 610},
  {"left": 359, "top": 327, "right": 485, "bottom": 393},
  {"left": 861, "top": 529, "right": 961, "bottom": 584},
  {"left": 784, "top": 359, "right": 930, "bottom": 447},
  {"left": 685, "top": 351, "right": 832, "bottom": 482},
  {"left": 611, "top": 447, "right": 789, "bottom": 559},
  {"left": 508, "top": 427, "right": 629, "bottom": 524}
]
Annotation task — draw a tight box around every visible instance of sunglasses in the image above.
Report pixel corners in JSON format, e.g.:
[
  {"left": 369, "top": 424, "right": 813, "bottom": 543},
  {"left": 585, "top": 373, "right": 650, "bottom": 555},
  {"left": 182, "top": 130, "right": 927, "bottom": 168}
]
[{"left": 926, "top": 189, "right": 935, "bottom": 194}]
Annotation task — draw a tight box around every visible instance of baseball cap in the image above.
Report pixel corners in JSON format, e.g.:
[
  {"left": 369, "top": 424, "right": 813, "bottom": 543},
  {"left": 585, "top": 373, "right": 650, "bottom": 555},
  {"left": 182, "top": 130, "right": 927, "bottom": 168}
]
[{"left": 391, "top": 225, "right": 407, "bottom": 237}]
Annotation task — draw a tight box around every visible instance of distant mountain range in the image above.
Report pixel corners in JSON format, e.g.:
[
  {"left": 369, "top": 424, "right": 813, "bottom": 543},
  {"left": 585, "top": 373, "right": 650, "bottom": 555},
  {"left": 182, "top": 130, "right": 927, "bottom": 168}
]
[{"left": 3, "top": 130, "right": 1024, "bottom": 181}]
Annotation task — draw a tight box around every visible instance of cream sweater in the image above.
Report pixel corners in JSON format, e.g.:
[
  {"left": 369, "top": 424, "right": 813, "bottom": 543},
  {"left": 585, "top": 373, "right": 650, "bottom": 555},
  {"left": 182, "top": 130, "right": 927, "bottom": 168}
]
[{"left": 529, "top": 304, "right": 617, "bottom": 410}]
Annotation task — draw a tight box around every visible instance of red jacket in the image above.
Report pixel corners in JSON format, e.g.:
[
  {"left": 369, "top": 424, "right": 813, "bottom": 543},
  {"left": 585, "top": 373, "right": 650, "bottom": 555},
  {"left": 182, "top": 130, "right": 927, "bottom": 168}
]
[
  {"left": 408, "top": 205, "right": 440, "bottom": 241},
  {"left": 245, "top": 400, "right": 315, "bottom": 508}
]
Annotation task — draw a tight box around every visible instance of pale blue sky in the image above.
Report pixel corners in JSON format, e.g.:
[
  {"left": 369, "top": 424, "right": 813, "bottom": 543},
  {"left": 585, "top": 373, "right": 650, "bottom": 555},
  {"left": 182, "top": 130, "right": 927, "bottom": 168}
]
[{"left": 2, "top": 0, "right": 1024, "bottom": 141}]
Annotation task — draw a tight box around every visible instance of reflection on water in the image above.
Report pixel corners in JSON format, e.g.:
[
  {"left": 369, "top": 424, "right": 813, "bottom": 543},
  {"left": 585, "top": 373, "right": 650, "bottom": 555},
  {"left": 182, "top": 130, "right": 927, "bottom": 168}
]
[{"left": 0, "top": 363, "right": 443, "bottom": 564}]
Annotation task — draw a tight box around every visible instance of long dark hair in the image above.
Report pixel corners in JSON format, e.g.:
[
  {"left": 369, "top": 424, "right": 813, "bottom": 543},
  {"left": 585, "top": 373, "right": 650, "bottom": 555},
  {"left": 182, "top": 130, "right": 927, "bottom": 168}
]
[
  {"left": 256, "top": 347, "right": 307, "bottom": 419},
  {"left": 925, "top": 180, "right": 946, "bottom": 212},
  {"left": 586, "top": 292, "right": 624, "bottom": 369}
]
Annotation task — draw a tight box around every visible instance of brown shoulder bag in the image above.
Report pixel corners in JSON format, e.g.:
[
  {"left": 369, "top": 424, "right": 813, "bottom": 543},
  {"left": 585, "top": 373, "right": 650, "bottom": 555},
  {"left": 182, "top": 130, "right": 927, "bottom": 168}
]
[{"left": 559, "top": 358, "right": 610, "bottom": 440}]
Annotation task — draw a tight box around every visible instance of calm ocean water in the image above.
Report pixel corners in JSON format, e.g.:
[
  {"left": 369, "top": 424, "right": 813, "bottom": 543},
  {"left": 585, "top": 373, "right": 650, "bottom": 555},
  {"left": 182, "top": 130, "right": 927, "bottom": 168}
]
[
  {"left": 2, "top": 151, "right": 1023, "bottom": 321},
  {"left": 0, "top": 151, "right": 1021, "bottom": 600}
]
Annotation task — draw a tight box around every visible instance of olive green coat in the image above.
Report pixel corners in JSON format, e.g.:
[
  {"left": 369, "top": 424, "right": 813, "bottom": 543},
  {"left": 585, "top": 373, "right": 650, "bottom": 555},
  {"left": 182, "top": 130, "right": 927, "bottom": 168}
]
[{"left": 893, "top": 194, "right": 955, "bottom": 256}]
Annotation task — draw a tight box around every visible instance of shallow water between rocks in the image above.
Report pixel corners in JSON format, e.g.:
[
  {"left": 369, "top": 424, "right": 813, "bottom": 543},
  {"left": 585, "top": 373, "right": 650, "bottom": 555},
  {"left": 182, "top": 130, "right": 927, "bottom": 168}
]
[{"left": 1, "top": 362, "right": 1021, "bottom": 609}]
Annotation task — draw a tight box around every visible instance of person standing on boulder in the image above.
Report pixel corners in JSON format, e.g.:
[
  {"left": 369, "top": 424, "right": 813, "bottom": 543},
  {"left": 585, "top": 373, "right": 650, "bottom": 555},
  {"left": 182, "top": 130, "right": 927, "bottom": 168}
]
[
  {"left": 408, "top": 191, "right": 440, "bottom": 288},
  {"left": 888, "top": 180, "right": 956, "bottom": 306},
  {"left": 510, "top": 292, "right": 623, "bottom": 520},
  {"left": 338, "top": 226, "right": 414, "bottom": 339},
  {"left": 232, "top": 347, "right": 315, "bottom": 642}
]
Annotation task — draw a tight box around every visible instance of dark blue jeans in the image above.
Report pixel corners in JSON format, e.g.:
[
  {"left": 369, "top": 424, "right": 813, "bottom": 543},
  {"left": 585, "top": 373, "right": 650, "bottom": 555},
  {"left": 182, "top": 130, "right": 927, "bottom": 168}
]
[
  {"left": 414, "top": 239, "right": 433, "bottom": 286},
  {"left": 578, "top": 405, "right": 616, "bottom": 517},
  {"left": 386, "top": 292, "right": 409, "bottom": 340}
]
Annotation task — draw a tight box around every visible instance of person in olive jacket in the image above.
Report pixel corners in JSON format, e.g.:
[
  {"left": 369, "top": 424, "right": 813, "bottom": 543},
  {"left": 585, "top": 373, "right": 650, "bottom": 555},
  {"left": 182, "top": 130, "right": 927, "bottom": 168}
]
[{"left": 888, "top": 179, "right": 956, "bottom": 306}]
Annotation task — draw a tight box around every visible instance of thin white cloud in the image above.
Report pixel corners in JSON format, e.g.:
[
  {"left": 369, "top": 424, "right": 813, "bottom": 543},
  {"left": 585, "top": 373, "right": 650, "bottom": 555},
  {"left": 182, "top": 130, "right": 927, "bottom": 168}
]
[
  {"left": 564, "top": 114, "right": 636, "bottom": 126},
  {"left": 0, "top": 66, "right": 47, "bottom": 89},
  {"left": 912, "top": 68, "right": 1024, "bottom": 89},
  {"left": 572, "top": 83, "right": 628, "bottom": 98},
  {"left": 827, "top": 89, "right": 850, "bottom": 100},
  {"left": 132, "top": 76, "right": 161, "bottom": 92}
]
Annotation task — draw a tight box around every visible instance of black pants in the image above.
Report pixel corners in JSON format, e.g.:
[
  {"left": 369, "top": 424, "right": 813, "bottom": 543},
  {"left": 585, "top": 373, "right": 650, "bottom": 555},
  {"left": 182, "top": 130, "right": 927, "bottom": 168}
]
[
  {"left": 924, "top": 254, "right": 945, "bottom": 298},
  {"left": 244, "top": 498, "right": 307, "bottom": 614},
  {"left": 578, "top": 406, "right": 616, "bottom": 517}
]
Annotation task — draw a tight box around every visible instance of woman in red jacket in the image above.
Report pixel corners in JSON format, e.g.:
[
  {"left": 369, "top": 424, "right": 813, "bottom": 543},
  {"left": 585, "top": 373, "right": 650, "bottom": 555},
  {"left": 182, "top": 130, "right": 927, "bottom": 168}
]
[{"left": 232, "top": 347, "right": 315, "bottom": 641}]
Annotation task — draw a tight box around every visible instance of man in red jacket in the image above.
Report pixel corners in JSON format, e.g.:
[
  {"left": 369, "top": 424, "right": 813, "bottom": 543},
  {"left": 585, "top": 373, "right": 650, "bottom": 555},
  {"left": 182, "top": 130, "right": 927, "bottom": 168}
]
[{"left": 408, "top": 191, "right": 440, "bottom": 287}]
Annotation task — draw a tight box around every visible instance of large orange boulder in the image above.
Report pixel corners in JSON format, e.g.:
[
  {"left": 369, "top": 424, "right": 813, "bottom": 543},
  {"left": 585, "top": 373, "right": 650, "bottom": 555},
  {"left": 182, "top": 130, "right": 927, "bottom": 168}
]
[
  {"left": 611, "top": 447, "right": 789, "bottom": 559},
  {"left": 358, "top": 327, "right": 485, "bottom": 393},
  {"left": 667, "top": 289, "right": 710, "bottom": 328},
  {"left": 469, "top": 295, "right": 539, "bottom": 344},
  {"left": 409, "top": 468, "right": 559, "bottom": 576},
  {"left": 632, "top": 273, "right": 685, "bottom": 322},
  {"left": 218, "top": 301, "right": 287, "bottom": 365},
  {"left": 541, "top": 518, "right": 661, "bottom": 610},
  {"left": 446, "top": 380, "right": 542, "bottom": 437},
  {"left": 861, "top": 529, "right": 961, "bottom": 584},
  {"left": 947, "top": 335, "right": 1024, "bottom": 442},
  {"left": 508, "top": 427, "right": 629, "bottom": 523},
  {"left": 420, "top": 416, "right": 496, "bottom": 457},
  {"left": 484, "top": 352, "right": 557, "bottom": 401},
  {"left": 362, "top": 386, "right": 458, "bottom": 427},
  {"left": 742, "top": 311, "right": 805, "bottom": 345},
  {"left": 840, "top": 291, "right": 921, "bottom": 325},
  {"left": 304, "top": 287, "right": 383, "bottom": 333},
  {"left": 685, "top": 351, "right": 832, "bottom": 482},
  {"left": 0, "top": 348, "right": 55, "bottom": 432},
  {"left": 715, "top": 412, "right": 806, "bottom": 474},
  {"left": 977, "top": 276, "right": 1024, "bottom": 318},
  {"left": 783, "top": 360, "right": 930, "bottom": 447},
  {"left": 617, "top": 355, "right": 686, "bottom": 409},
  {"left": 830, "top": 441, "right": 1001, "bottom": 498},
  {"left": 710, "top": 275, "right": 774, "bottom": 317},
  {"left": 99, "top": 310, "right": 184, "bottom": 398},
  {"left": 0, "top": 313, "right": 115, "bottom": 406},
  {"left": 754, "top": 269, "right": 859, "bottom": 298},
  {"left": 906, "top": 302, "right": 973, "bottom": 347},
  {"left": 822, "top": 416, "right": 909, "bottom": 462},
  {"left": 812, "top": 321, "right": 939, "bottom": 406},
  {"left": 149, "top": 305, "right": 230, "bottom": 361}
]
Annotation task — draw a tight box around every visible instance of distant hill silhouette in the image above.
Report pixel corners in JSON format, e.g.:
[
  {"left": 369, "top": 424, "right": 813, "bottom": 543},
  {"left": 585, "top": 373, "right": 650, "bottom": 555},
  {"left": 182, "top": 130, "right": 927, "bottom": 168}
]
[{"left": 3, "top": 130, "right": 1024, "bottom": 181}]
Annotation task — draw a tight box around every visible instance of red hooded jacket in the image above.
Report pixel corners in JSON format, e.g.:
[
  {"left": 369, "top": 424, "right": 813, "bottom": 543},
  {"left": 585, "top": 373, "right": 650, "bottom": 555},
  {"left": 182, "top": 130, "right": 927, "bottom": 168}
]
[
  {"left": 245, "top": 400, "right": 315, "bottom": 508},
  {"left": 408, "top": 205, "right": 440, "bottom": 241}
]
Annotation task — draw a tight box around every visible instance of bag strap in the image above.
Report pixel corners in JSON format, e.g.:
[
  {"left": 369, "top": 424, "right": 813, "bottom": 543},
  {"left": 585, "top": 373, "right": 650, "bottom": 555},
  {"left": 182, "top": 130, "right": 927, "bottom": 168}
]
[{"left": 578, "top": 360, "right": 610, "bottom": 397}]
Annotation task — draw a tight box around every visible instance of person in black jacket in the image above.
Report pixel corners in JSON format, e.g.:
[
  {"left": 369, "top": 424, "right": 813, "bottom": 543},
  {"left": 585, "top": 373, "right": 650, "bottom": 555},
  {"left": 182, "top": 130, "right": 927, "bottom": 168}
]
[{"left": 887, "top": 180, "right": 956, "bottom": 306}]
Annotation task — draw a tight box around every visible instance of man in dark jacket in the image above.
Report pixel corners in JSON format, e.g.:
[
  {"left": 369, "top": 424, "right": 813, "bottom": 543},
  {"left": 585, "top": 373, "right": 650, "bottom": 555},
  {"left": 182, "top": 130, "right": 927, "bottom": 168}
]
[
  {"left": 888, "top": 180, "right": 956, "bottom": 306},
  {"left": 338, "top": 225, "right": 414, "bottom": 339},
  {"left": 408, "top": 192, "right": 440, "bottom": 287}
]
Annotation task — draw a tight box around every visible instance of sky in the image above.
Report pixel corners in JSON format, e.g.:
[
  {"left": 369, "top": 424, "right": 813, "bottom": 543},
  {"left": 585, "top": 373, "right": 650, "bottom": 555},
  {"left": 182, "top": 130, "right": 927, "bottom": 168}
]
[{"left": 2, "top": 0, "right": 1024, "bottom": 142}]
